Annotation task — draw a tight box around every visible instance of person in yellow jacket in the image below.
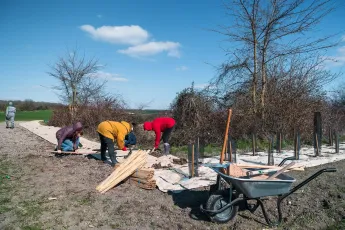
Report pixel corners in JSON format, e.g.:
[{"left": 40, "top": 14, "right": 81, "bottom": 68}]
[{"left": 97, "top": 120, "right": 135, "bottom": 166}]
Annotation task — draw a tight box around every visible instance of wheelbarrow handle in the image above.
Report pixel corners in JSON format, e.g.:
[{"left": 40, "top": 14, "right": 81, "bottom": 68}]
[
  {"left": 278, "top": 156, "right": 296, "bottom": 167},
  {"left": 323, "top": 168, "right": 337, "bottom": 173},
  {"left": 281, "top": 167, "right": 337, "bottom": 200}
]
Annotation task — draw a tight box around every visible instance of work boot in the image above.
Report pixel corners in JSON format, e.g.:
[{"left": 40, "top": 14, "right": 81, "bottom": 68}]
[
  {"left": 109, "top": 151, "right": 118, "bottom": 166},
  {"left": 164, "top": 143, "right": 170, "bottom": 155},
  {"left": 100, "top": 152, "right": 107, "bottom": 161}
]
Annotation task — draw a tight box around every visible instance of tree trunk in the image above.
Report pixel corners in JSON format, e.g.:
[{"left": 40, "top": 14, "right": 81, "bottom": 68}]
[
  {"left": 252, "top": 39, "right": 258, "bottom": 115},
  {"left": 261, "top": 54, "right": 266, "bottom": 126}
]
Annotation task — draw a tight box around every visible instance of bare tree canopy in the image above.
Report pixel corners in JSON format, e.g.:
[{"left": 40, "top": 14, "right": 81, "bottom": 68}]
[
  {"left": 208, "top": 0, "right": 340, "bottom": 131},
  {"left": 47, "top": 49, "right": 107, "bottom": 105}
]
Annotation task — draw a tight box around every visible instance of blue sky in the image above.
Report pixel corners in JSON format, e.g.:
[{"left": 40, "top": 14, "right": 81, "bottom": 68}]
[{"left": 1, "top": 0, "right": 345, "bottom": 109}]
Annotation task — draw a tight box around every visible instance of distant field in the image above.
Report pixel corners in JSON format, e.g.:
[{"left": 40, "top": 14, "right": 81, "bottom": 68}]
[{"left": 0, "top": 110, "right": 52, "bottom": 121}]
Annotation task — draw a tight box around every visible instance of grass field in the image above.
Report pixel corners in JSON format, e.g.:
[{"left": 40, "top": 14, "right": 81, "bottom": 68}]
[{"left": 0, "top": 110, "right": 52, "bottom": 121}]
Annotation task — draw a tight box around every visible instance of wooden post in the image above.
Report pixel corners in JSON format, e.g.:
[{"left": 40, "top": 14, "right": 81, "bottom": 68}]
[
  {"left": 252, "top": 133, "right": 256, "bottom": 156},
  {"left": 296, "top": 129, "right": 301, "bottom": 160},
  {"left": 195, "top": 138, "right": 199, "bottom": 177},
  {"left": 191, "top": 144, "right": 195, "bottom": 177},
  {"left": 294, "top": 129, "right": 300, "bottom": 160},
  {"left": 220, "top": 109, "right": 232, "bottom": 164},
  {"left": 314, "top": 112, "right": 322, "bottom": 156},
  {"left": 268, "top": 136, "right": 274, "bottom": 166},
  {"left": 233, "top": 140, "right": 237, "bottom": 163},
  {"left": 279, "top": 132, "right": 282, "bottom": 153},
  {"left": 315, "top": 133, "right": 319, "bottom": 157},
  {"left": 227, "top": 134, "right": 232, "bottom": 175},
  {"left": 329, "top": 127, "right": 333, "bottom": 146},
  {"left": 335, "top": 131, "right": 339, "bottom": 153}
]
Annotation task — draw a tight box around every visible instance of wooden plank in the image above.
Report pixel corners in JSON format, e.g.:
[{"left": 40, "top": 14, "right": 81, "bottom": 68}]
[
  {"left": 96, "top": 150, "right": 149, "bottom": 193},
  {"left": 49, "top": 151, "right": 94, "bottom": 155},
  {"left": 268, "top": 162, "right": 295, "bottom": 179}
]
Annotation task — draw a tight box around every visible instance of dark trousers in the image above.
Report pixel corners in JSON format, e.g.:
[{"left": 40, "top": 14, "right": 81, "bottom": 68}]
[
  {"left": 98, "top": 133, "right": 117, "bottom": 164},
  {"left": 162, "top": 127, "right": 174, "bottom": 143}
]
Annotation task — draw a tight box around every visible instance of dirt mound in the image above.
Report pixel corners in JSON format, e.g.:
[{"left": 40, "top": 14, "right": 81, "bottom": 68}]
[
  {"left": 173, "top": 158, "right": 188, "bottom": 165},
  {"left": 149, "top": 150, "right": 164, "bottom": 158},
  {"left": 152, "top": 162, "right": 172, "bottom": 169}
]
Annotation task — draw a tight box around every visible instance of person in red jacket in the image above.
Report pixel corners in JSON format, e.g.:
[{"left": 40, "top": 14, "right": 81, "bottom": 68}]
[{"left": 143, "top": 117, "right": 176, "bottom": 154}]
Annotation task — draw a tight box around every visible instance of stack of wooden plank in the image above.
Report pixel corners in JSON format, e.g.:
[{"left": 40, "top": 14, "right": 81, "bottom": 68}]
[
  {"left": 96, "top": 150, "right": 149, "bottom": 193},
  {"left": 129, "top": 168, "right": 156, "bottom": 190}
]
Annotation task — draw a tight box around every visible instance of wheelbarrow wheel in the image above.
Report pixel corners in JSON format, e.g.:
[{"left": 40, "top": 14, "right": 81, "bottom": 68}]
[{"left": 206, "top": 191, "right": 238, "bottom": 224}]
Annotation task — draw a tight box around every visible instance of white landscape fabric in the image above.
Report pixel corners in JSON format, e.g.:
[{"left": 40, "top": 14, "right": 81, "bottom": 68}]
[{"left": 20, "top": 120, "right": 345, "bottom": 193}]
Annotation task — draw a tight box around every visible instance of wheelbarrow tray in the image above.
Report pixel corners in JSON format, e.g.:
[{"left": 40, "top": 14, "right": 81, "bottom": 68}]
[{"left": 212, "top": 167, "right": 296, "bottom": 198}]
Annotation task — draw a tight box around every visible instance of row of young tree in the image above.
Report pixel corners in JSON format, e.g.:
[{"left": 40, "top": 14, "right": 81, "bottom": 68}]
[
  {"left": 0, "top": 100, "right": 62, "bottom": 112},
  {"left": 48, "top": 0, "right": 345, "bottom": 147},
  {"left": 171, "top": 0, "right": 345, "bottom": 145}
]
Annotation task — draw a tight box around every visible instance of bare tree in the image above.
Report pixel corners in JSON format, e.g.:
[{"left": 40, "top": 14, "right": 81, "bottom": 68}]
[
  {"left": 136, "top": 99, "right": 154, "bottom": 111},
  {"left": 211, "top": 0, "right": 339, "bottom": 129},
  {"left": 48, "top": 49, "right": 106, "bottom": 105}
]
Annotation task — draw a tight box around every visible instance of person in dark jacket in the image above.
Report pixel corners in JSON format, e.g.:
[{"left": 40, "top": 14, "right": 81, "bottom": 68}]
[
  {"left": 55, "top": 122, "right": 83, "bottom": 152},
  {"left": 143, "top": 117, "right": 175, "bottom": 154},
  {"left": 124, "top": 131, "right": 137, "bottom": 147}
]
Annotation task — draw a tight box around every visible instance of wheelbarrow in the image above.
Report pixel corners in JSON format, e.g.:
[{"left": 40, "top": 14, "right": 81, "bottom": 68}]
[{"left": 200, "top": 162, "right": 337, "bottom": 227}]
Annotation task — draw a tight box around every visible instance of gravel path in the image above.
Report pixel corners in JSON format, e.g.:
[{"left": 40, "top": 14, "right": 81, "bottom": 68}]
[{"left": 0, "top": 123, "right": 345, "bottom": 230}]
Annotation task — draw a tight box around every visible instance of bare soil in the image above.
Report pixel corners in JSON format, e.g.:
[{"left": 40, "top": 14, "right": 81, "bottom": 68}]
[{"left": 0, "top": 124, "right": 345, "bottom": 230}]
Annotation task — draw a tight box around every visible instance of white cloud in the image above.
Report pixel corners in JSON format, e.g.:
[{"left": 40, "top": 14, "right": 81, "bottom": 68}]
[
  {"left": 176, "top": 66, "right": 188, "bottom": 71},
  {"left": 80, "top": 25, "right": 149, "bottom": 45},
  {"left": 91, "top": 71, "right": 128, "bottom": 82},
  {"left": 118, "top": 41, "right": 181, "bottom": 58},
  {"left": 97, "top": 15, "right": 102, "bottom": 18},
  {"left": 323, "top": 46, "right": 345, "bottom": 68}
]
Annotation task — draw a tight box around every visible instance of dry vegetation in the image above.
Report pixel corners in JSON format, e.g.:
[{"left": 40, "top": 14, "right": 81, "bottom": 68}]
[{"left": 47, "top": 0, "right": 345, "bottom": 150}]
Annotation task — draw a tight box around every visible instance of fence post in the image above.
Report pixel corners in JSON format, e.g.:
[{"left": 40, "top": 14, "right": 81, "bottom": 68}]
[
  {"left": 252, "top": 133, "right": 256, "bottom": 156},
  {"left": 187, "top": 138, "right": 201, "bottom": 178},
  {"left": 227, "top": 134, "right": 232, "bottom": 162},
  {"left": 276, "top": 131, "right": 282, "bottom": 153},
  {"left": 268, "top": 136, "right": 274, "bottom": 166},
  {"left": 294, "top": 129, "right": 300, "bottom": 160},
  {"left": 334, "top": 131, "right": 339, "bottom": 154},
  {"left": 313, "top": 112, "right": 322, "bottom": 156}
]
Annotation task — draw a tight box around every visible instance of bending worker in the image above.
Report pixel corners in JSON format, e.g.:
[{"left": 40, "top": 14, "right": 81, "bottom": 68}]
[
  {"left": 143, "top": 117, "right": 175, "bottom": 155},
  {"left": 56, "top": 122, "right": 83, "bottom": 152},
  {"left": 97, "top": 120, "right": 134, "bottom": 167},
  {"left": 5, "top": 102, "right": 16, "bottom": 129}
]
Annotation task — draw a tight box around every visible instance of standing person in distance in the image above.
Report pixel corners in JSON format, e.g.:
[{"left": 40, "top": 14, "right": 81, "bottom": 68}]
[
  {"left": 143, "top": 117, "right": 175, "bottom": 155},
  {"left": 5, "top": 102, "right": 16, "bottom": 129}
]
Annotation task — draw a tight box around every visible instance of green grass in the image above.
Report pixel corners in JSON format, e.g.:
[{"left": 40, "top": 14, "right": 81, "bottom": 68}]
[
  {"left": 0, "top": 160, "right": 15, "bottom": 215},
  {"left": 326, "top": 220, "right": 345, "bottom": 230},
  {"left": 0, "top": 110, "right": 52, "bottom": 121}
]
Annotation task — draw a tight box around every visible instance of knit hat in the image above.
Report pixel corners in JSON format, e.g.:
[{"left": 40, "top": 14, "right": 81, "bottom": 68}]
[{"left": 143, "top": 122, "right": 152, "bottom": 131}]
